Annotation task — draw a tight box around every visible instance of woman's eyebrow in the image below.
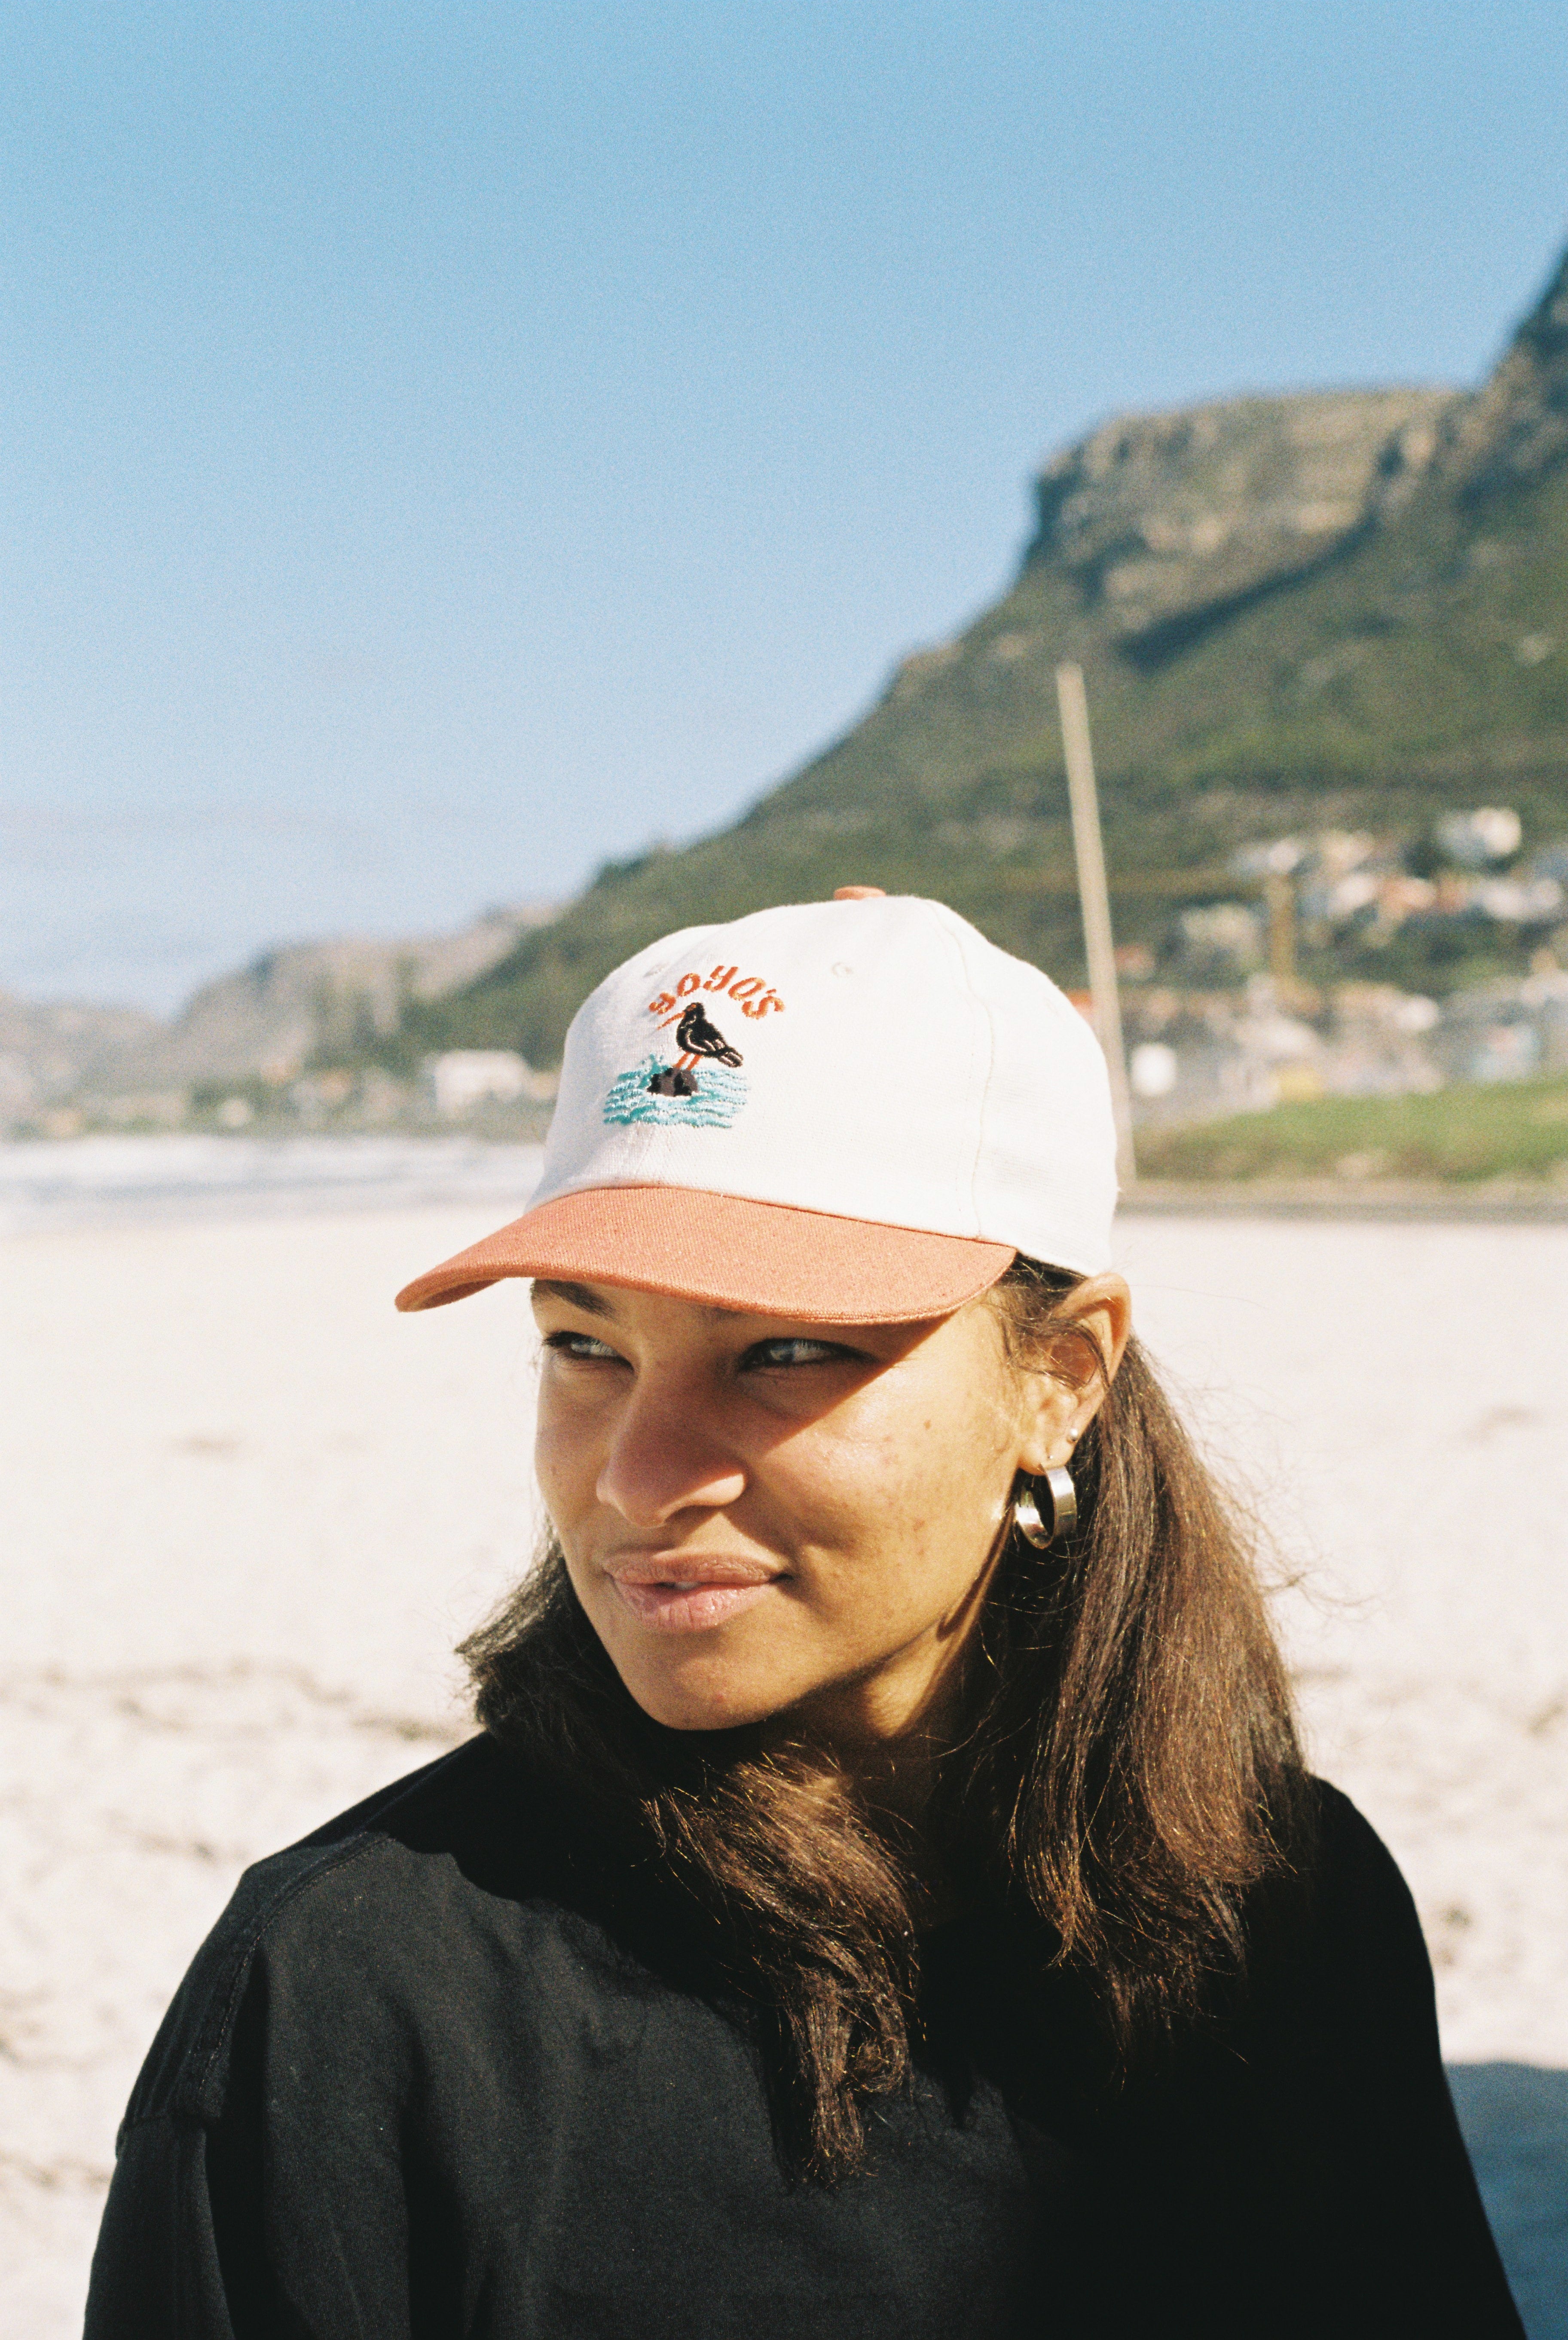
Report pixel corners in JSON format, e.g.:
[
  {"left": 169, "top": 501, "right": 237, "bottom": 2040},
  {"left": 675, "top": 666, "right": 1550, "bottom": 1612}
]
[{"left": 531, "top": 1279, "right": 616, "bottom": 1319}]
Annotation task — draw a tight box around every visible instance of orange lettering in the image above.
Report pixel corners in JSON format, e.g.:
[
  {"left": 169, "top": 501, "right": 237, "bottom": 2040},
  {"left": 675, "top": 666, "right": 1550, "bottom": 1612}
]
[{"left": 675, "top": 971, "right": 700, "bottom": 997}]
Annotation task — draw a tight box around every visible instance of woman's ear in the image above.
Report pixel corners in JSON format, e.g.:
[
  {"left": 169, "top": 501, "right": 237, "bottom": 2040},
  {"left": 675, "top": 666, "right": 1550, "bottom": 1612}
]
[{"left": 1015, "top": 1272, "right": 1132, "bottom": 1475}]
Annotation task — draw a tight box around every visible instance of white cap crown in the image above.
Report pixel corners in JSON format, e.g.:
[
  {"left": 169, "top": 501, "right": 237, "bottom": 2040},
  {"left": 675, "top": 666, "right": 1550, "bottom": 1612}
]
[{"left": 533, "top": 894, "right": 1117, "bottom": 1276}]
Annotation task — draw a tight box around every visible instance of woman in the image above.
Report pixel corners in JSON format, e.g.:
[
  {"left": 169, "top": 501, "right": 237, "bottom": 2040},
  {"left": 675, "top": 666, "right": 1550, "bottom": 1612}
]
[{"left": 86, "top": 891, "right": 1521, "bottom": 2338}]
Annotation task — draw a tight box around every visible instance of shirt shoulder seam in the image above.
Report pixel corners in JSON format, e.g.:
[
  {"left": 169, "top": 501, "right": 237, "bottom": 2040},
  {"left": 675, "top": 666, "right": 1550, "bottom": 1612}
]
[{"left": 185, "top": 1829, "right": 395, "bottom": 2116}]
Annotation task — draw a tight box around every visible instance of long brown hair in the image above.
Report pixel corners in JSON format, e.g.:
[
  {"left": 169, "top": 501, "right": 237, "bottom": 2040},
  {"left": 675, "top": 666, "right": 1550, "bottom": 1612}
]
[{"left": 462, "top": 1258, "right": 1311, "bottom": 2177}]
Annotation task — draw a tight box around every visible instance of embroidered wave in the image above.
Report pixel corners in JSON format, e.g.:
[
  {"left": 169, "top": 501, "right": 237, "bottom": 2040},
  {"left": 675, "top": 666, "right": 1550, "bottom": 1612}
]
[{"left": 602, "top": 1054, "right": 748, "bottom": 1130}]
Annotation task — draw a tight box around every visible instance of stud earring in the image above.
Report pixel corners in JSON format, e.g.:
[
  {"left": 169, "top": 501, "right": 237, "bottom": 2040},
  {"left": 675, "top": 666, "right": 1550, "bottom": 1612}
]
[{"left": 1012, "top": 1465, "right": 1078, "bottom": 1551}]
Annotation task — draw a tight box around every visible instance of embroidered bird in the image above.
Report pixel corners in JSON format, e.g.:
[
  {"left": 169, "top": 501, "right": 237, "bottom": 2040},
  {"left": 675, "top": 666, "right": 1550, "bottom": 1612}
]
[{"left": 673, "top": 1003, "right": 743, "bottom": 1070}]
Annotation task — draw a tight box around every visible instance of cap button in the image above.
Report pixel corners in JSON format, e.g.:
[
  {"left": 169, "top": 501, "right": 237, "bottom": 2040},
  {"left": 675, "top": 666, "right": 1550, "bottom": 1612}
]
[{"left": 832, "top": 885, "right": 886, "bottom": 900}]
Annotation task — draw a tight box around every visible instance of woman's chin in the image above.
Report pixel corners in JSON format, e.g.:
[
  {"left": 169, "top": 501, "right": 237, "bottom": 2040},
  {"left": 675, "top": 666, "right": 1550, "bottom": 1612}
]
[{"left": 616, "top": 1655, "right": 796, "bottom": 1736}]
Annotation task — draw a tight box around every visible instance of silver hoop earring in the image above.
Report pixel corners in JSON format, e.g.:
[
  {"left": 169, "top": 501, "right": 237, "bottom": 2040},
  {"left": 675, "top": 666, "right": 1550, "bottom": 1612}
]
[{"left": 1012, "top": 1466, "right": 1078, "bottom": 1550}]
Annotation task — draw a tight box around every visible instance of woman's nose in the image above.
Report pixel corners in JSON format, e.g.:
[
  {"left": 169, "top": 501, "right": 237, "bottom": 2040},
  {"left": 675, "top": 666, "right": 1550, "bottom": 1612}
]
[{"left": 595, "top": 1376, "right": 748, "bottom": 1525}]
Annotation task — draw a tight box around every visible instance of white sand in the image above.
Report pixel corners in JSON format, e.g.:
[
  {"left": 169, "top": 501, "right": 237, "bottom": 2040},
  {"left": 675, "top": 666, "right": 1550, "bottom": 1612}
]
[{"left": 4, "top": 1204, "right": 1566, "bottom": 2334}]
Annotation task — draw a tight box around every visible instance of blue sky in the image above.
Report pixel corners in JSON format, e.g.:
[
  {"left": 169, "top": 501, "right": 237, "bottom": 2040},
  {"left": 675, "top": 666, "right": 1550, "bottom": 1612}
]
[{"left": 5, "top": 1, "right": 1567, "bottom": 1013}]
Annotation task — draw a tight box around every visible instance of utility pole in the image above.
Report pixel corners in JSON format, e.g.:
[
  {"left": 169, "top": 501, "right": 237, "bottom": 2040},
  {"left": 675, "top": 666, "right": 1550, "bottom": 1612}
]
[
  {"left": 1055, "top": 662, "right": 1136, "bottom": 1186},
  {"left": 1265, "top": 868, "right": 1297, "bottom": 989}
]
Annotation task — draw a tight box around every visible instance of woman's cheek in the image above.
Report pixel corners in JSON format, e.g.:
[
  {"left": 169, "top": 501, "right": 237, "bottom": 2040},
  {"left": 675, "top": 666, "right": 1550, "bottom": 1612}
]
[
  {"left": 782, "top": 1415, "right": 908, "bottom": 1516},
  {"left": 533, "top": 1409, "right": 593, "bottom": 1524}
]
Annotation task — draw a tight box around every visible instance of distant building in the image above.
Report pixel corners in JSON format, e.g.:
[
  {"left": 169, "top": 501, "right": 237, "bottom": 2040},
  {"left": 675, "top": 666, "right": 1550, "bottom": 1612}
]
[
  {"left": 1436, "top": 807, "right": 1522, "bottom": 870},
  {"left": 425, "top": 1051, "right": 555, "bottom": 1119},
  {"left": 1174, "top": 903, "right": 1264, "bottom": 976}
]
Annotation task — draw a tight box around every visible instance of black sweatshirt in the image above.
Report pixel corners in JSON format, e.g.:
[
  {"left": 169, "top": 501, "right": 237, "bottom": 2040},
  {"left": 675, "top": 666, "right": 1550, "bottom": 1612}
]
[{"left": 85, "top": 1734, "right": 1523, "bottom": 2340}]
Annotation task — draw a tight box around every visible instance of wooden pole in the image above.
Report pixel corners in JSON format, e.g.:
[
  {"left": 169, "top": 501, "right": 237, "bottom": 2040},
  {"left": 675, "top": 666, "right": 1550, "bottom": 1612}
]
[
  {"left": 1055, "top": 662, "right": 1136, "bottom": 1185},
  {"left": 1265, "top": 868, "right": 1297, "bottom": 988}
]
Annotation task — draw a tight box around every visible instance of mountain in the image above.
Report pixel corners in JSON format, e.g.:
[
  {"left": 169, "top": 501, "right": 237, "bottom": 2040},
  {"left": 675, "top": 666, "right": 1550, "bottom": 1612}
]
[
  {"left": 0, "top": 993, "right": 163, "bottom": 1124},
  {"left": 60, "top": 907, "right": 554, "bottom": 1110},
  {"left": 132, "top": 907, "right": 554, "bottom": 1090},
  {"left": 407, "top": 240, "right": 1568, "bottom": 1069}
]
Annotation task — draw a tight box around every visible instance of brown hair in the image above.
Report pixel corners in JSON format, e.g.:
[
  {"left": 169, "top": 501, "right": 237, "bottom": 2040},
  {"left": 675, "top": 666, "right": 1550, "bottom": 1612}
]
[{"left": 462, "top": 1259, "right": 1311, "bottom": 2177}]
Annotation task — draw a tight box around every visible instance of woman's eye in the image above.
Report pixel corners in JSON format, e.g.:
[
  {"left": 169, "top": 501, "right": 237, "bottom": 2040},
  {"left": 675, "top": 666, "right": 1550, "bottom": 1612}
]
[
  {"left": 543, "top": 1330, "right": 624, "bottom": 1363},
  {"left": 744, "top": 1337, "right": 853, "bottom": 1369}
]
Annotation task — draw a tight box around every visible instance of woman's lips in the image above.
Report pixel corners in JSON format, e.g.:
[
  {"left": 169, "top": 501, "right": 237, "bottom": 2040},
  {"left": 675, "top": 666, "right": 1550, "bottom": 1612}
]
[{"left": 604, "top": 1557, "right": 783, "bottom": 1635}]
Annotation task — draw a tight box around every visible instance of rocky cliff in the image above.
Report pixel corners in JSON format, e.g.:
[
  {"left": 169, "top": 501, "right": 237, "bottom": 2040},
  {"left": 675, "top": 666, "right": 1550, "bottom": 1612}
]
[
  {"left": 1429, "top": 242, "right": 1568, "bottom": 503},
  {"left": 1023, "top": 386, "right": 1455, "bottom": 636}
]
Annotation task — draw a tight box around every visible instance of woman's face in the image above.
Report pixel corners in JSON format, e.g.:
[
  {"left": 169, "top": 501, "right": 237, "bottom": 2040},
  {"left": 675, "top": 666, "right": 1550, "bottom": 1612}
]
[{"left": 531, "top": 1274, "right": 1127, "bottom": 1746}]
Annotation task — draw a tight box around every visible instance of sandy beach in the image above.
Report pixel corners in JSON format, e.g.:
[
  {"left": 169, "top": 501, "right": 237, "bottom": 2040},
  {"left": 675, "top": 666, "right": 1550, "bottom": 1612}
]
[{"left": 4, "top": 1179, "right": 1566, "bottom": 2334}]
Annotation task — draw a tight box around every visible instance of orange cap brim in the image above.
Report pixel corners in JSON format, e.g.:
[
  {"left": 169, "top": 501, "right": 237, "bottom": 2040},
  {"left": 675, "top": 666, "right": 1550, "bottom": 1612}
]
[{"left": 394, "top": 1185, "right": 1016, "bottom": 1323}]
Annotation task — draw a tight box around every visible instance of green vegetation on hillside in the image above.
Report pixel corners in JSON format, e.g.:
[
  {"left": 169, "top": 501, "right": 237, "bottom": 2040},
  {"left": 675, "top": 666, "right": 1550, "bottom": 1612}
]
[{"left": 1136, "top": 1078, "right": 1568, "bottom": 1185}]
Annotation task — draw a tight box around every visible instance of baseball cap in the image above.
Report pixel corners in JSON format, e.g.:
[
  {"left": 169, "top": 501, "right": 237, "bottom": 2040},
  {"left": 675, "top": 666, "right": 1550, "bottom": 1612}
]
[{"left": 395, "top": 891, "right": 1117, "bottom": 1323}]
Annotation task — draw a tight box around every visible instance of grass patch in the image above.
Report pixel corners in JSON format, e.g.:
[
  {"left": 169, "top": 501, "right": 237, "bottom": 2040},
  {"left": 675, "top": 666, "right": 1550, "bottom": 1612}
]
[{"left": 1136, "top": 1078, "right": 1568, "bottom": 1184}]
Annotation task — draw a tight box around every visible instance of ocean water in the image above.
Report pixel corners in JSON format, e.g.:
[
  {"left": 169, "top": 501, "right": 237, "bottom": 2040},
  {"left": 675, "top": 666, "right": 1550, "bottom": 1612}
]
[{"left": 0, "top": 1135, "right": 546, "bottom": 1235}]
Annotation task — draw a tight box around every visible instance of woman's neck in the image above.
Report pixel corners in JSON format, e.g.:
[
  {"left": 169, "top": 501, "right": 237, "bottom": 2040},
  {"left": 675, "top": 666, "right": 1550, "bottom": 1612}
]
[
  {"left": 777, "top": 1659, "right": 970, "bottom": 1832},
  {"left": 830, "top": 1724, "right": 944, "bottom": 1828}
]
